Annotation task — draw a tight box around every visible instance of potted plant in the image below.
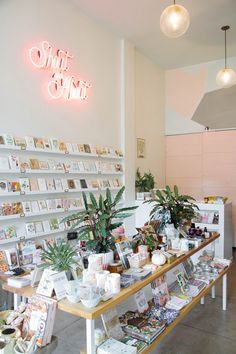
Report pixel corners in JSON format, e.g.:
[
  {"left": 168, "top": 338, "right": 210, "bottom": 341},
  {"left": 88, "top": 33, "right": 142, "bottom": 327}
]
[
  {"left": 41, "top": 243, "right": 79, "bottom": 273},
  {"left": 145, "top": 185, "right": 197, "bottom": 230},
  {"left": 63, "top": 187, "right": 137, "bottom": 264},
  {"left": 135, "top": 168, "right": 155, "bottom": 200},
  {"left": 135, "top": 224, "right": 159, "bottom": 252}
]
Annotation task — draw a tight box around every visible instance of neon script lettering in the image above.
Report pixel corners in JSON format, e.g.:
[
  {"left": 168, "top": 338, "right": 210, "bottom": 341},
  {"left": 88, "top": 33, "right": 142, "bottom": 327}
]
[{"left": 29, "top": 40, "right": 91, "bottom": 101}]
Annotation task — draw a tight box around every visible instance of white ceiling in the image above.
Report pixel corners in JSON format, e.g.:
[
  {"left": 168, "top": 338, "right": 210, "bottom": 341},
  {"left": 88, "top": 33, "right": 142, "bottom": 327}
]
[{"left": 73, "top": 0, "right": 236, "bottom": 69}]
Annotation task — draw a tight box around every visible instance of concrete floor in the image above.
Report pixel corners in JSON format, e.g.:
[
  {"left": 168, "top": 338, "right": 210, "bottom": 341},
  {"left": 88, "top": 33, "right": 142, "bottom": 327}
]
[{"left": 52, "top": 251, "right": 236, "bottom": 354}]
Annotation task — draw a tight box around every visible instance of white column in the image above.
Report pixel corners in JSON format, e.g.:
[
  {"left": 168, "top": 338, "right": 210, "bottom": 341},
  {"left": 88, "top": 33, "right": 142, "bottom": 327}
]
[
  {"left": 222, "top": 274, "right": 227, "bottom": 311},
  {"left": 86, "top": 319, "right": 95, "bottom": 354}
]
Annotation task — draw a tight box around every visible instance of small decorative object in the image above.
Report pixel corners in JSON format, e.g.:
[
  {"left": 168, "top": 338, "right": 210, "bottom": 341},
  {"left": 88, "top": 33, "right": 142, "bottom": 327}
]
[
  {"left": 135, "top": 225, "right": 159, "bottom": 252},
  {"left": 151, "top": 250, "right": 166, "bottom": 266},
  {"left": 88, "top": 254, "right": 103, "bottom": 273},
  {"left": 107, "top": 261, "right": 123, "bottom": 274},
  {"left": 137, "top": 138, "right": 145, "bottom": 158},
  {"left": 14, "top": 337, "right": 37, "bottom": 354}
]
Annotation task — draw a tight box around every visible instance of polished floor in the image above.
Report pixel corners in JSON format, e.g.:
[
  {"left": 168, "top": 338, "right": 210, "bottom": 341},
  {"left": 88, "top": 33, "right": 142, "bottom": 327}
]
[{"left": 52, "top": 251, "right": 236, "bottom": 354}]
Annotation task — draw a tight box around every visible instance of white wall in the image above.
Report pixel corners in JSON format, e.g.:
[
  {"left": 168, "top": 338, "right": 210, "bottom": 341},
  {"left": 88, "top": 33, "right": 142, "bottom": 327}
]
[
  {"left": 0, "top": 0, "right": 121, "bottom": 146},
  {"left": 135, "top": 50, "right": 166, "bottom": 188}
]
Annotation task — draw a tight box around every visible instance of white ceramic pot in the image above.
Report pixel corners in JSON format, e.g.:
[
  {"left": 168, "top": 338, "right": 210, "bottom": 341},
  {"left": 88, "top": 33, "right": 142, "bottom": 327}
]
[
  {"left": 152, "top": 251, "right": 166, "bottom": 266},
  {"left": 14, "top": 341, "right": 37, "bottom": 354},
  {"left": 100, "top": 251, "right": 114, "bottom": 268}
]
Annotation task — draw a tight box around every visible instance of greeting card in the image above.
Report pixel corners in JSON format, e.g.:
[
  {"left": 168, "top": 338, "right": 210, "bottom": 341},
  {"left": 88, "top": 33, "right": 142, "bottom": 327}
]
[
  {"left": 25, "top": 136, "right": 35, "bottom": 149},
  {"left": 37, "top": 178, "right": 47, "bottom": 192},
  {"left": 19, "top": 177, "right": 30, "bottom": 192},
  {"left": 0, "top": 157, "right": 10, "bottom": 170},
  {"left": 12, "top": 202, "right": 23, "bottom": 215},
  {"left": 14, "top": 137, "right": 26, "bottom": 149},
  {"left": 30, "top": 159, "right": 40, "bottom": 170},
  {"left": 34, "top": 138, "right": 45, "bottom": 149},
  {"left": 30, "top": 178, "right": 39, "bottom": 191},
  {"left": 0, "top": 180, "right": 8, "bottom": 193},
  {"left": 8, "top": 155, "right": 20, "bottom": 170},
  {"left": 8, "top": 181, "right": 21, "bottom": 192},
  {"left": 22, "top": 201, "right": 32, "bottom": 214}
]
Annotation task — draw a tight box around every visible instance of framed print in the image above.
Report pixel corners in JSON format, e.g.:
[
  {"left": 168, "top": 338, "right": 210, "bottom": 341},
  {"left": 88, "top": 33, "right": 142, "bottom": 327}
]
[{"left": 137, "top": 138, "right": 145, "bottom": 158}]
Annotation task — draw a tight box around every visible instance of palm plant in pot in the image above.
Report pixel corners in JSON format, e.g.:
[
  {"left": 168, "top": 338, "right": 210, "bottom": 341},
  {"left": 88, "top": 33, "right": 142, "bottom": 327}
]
[
  {"left": 145, "top": 185, "right": 198, "bottom": 231},
  {"left": 40, "top": 242, "right": 80, "bottom": 279},
  {"left": 63, "top": 187, "right": 137, "bottom": 264},
  {"left": 135, "top": 168, "right": 155, "bottom": 200}
]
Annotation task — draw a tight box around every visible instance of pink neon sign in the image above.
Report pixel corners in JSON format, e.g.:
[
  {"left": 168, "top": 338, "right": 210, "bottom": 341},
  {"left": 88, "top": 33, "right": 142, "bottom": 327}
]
[{"left": 29, "top": 40, "right": 91, "bottom": 101}]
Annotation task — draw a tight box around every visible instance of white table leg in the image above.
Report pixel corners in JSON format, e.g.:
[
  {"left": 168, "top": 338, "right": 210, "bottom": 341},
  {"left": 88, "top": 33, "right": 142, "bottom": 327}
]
[
  {"left": 86, "top": 319, "right": 95, "bottom": 354},
  {"left": 14, "top": 294, "right": 21, "bottom": 310},
  {"left": 211, "top": 286, "right": 216, "bottom": 299},
  {"left": 200, "top": 296, "right": 205, "bottom": 305},
  {"left": 222, "top": 274, "right": 227, "bottom": 311}
]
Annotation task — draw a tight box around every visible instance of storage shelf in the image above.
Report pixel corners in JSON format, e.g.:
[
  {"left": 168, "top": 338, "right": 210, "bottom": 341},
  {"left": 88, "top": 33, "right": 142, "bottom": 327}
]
[
  {"left": 0, "top": 229, "right": 66, "bottom": 245},
  {"left": 0, "top": 207, "right": 83, "bottom": 222}
]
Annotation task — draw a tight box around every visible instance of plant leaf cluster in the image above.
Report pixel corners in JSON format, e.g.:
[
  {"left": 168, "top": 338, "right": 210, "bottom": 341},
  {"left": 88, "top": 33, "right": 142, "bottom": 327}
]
[
  {"left": 41, "top": 243, "right": 78, "bottom": 272},
  {"left": 145, "top": 185, "right": 198, "bottom": 228},
  {"left": 135, "top": 168, "right": 155, "bottom": 192},
  {"left": 63, "top": 187, "right": 137, "bottom": 253}
]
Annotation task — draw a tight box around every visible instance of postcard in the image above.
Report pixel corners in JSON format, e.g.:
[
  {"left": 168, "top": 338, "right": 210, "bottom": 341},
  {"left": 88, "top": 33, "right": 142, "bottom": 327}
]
[
  {"left": 0, "top": 180, "right": 8, "bottom": 193},
  {"left": 43, "top": 138, "right": 51, "bottom": 150},
  {"left": 2, "top": 202, "right": 13, "bottom": 216},
  {"left": 34, "top": 138, "right": 45, "bottom": 149},
  {"left": 8, "top": 181, "right": 21, "bottom": 192},
  {"left": 39, "top": 160, "right": 49, "bottom": 170},
  {"left": 22, "top": 201, "right": 32, "bottom": 214},
  {"left": 12, "top": 202, "right": 23, "bottom": 215},
  {"left": 20, "top": 158, "right": 30, "bottom": 171},
  {"left": 8, "top": 155, "right": 20, "bottom": 170},
  {"left": 37, "top": 178, "right": 47, "bottom": 191},
  {"left": 14, "top": 137, "right": 26, "bottom": 149},
  {"left": 3, "top": 134, "right": 14, "bottom": 146},
  {"left": 25, "top": 222, "right": 36, "bottom": 236},
  {"left": 30, "top": 178, "right": 39, "bottom": 191},
  {"left": 46, "top": 178, "right": 55, "bottom": 191},
  {"left": 31, "top": 200, "right": 40, "bottom": 213},
  {"left": 0, "top": 157, "right": 10, "bottom": 170},
  {"left": 25, "top": 136, "right": 35, "bottom": 149},
  {"left": 50, "top": 138, "right": 59, "bottom": 151},
  {"left": 38, "top": 200, "right": 48, "bottom": 211},
  {"left": 30, "top": 159, "right": 40, "bottom": 170},
  {"left": 54, "top": 179, "right": 63, "bottom": 191},
  {"left": 19, "top": 177, "right": 30, "bottom": 192}
]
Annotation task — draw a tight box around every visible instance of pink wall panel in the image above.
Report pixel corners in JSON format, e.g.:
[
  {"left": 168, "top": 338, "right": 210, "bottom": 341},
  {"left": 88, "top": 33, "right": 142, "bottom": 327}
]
[{"left": 166, "top": 131, "right": 236, "bottom": 245}]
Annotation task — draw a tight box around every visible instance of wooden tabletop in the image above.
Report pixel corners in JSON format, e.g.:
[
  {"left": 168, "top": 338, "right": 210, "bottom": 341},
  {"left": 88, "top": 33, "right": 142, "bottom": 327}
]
[{"left": 2, "top": 233, "right": 220, "bottom": 320}]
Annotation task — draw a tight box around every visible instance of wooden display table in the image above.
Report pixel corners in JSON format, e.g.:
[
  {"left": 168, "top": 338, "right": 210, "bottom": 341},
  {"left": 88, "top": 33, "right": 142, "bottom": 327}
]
[{"left": 2, "top": 233, "right": 231, "bottom": 354}]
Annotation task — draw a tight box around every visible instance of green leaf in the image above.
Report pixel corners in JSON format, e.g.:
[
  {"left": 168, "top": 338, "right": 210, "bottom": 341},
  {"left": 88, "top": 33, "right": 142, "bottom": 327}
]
[
  {"left": 114, "top": 186, "right": 125, "bottom": 205},
  {"left": 89, "top": 192, "right": 98, "bottom": 209}
]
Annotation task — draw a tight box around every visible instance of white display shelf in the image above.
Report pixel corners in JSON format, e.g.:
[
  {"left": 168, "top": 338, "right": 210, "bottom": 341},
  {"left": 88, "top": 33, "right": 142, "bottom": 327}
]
[
  {"left": 100, "top": 155, "right": 123, "bottom": 160},
  {"left": 100, "top": 171, "right": 123, "bottom": 175},
  {"left": 0, "top": 188, "right": 101, "bottom": 198},
  {"left": 0, "top": 207, "right": 83, "bottom": 222},
  {"left": 194, "top": 222, "right": 219, "bottom": 231},
  {"left": 0, "top": 192, "right": 21, "bottom": 197},
  {"left": 0, "top": 229, "right": 66, "bottom": 245},
  {"left": 0, "top": 144, "right": 98, "bottom": 157}
]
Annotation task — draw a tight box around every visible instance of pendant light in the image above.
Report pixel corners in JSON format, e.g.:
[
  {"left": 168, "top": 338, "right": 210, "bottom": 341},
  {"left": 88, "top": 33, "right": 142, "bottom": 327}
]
[
  {"left": 216, "top": 26, "right": 236, "bottom": 88},
  {"left": 160, "top": 0, "right": 190, "bottom": 38}
]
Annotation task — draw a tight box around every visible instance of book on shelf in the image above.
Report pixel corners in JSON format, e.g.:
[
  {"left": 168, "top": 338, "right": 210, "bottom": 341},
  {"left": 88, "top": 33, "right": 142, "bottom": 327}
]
[
  {"left": 101, "top": 308, "right": 124, "bottom": 340},
  {"left": 20, "top": 158, "right": 31, "bottom": 171},
  {"left": 121, "top": 336, "right": 147, "bottom": 354},
  {"left": 50, "top": 138, "right": 59, "bottom": 151},
  {"left": 17, "top": 241, "right": 36, "bottom": 266},
  {"left": 2, "top": 202, "right": 13, "bottom": 216},
  {"left": 0, "top": 180, "right": 8, "bottom": 193},
  {"left": 19, "top": 177, "right": 31, "bottom": 192},
  {"left": 8, "top": 181, "right": 21, "bottom": 193},
  {"left": 23, "top": 293, "right": 57, "bottom": 347},
  {"left": 30, "top": 158, "right": 40, "bottom": 170},
  {"left": 2, "top": 134, "right": 14, "bottom": 146},
  {"left": 22, "top": 201, "right": 32, "bottom": 214},
  {"left": 25, "top": 222, "right": 36, "bottom": 236},
  {"left": 38, "top": 200, "right": 48, "bottom": 212},
  {"left": 12, "top": 202, "right": 23, "bottom": 215},
  {"left": 5, "top": 247, "right": 19, "bottom": 269},
  {"left": 8, "top": 155, "right": 20, "bottom": 170},
  {"left": 46, "top": 178, "right": 55, "bottom": 191},
  {"left": 5, "top": 225, "right": 17, "bottom": 239},
  {"left": 54, "top": 178, "right": 63, "bottom": 191},
  {"left": 0, "top": 156, "right": 10, "bottom": 170},
  {"left": 0, "top": 228, "right": 6, "bottom": 240},
  {"left": 14, "top": 137, "right": 26, "bottom": 149},
  {"left": 97, "top": 338, "right": 137, "bottom": 354},
  {"left": 43, "top": 138, "right": 52, "bottom": 150},
  {"left": 25, "top": 136, "right": 35, "bottom": 149},
  {"left": 29, "top": 178, "right": 39, "bottom": 191},
  {"left": 34, "top": 138, "right": 45, "bottom": 150},
  {"left": 38, "top": 160, "right": 49, "bottom": 170},
  {"left": 37, "top": 178, "right": 47, "bottom": 192},
  {"left": 35, "top": 221, "right": 44, "bottom": 234},
  {"left": 31, "top": 200, "right": 40, "bottom": 213},
  {"left": 0, "top": 250, "right": 9, "bottom": 272},
  {"left": 151, "top": 275, "right": 170, "bottom": 307}
]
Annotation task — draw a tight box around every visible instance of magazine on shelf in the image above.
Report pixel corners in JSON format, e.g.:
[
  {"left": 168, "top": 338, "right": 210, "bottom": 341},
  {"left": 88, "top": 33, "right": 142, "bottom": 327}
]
[
  {"left": 8, "top": 155, "right": 20, "bottom": 170},
  {"left": 0, "top": 180, "right": 8, "bottom": 193},
  {"left": 29, "top": 178, "right": 39, "bottom": 191},
  {"left": 54, "top": 178, "right": 63, "bottom": 191},
  {"left": 14, "top": 137, "right": 26, "bottom": 149},
  {"left": 46, "top": 178, "right": 55, "bottom": 191},
  {"left": 35, "top": 221, "right": 44, "bottom": 234},
  {"left": 25, "top": 136, "right": 35, "bottom": 149},
  {"left": 19, "top": 177, "right": 31, "bottom": 192},
  {"left": 47, "top": 159, "right": 56, "bottom": 170},
  {"left": 59, "top": 141, "right": 67, "bottom": 152}
]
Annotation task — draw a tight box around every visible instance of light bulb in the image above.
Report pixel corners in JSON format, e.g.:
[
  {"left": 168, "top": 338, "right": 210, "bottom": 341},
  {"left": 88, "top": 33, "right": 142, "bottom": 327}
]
[
  {"left": 160, "top": 4, "right": 190, "bottom": 38},
  {"left": 216, "top": 68, "right": 236, "bottom": 88}
]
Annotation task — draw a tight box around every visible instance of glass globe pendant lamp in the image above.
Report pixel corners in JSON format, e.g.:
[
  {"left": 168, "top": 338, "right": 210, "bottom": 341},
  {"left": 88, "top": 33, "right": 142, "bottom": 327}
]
[
  {"left": 160, "top": 0, "right": 190, "bottom": 38},
  {"left": 216, "top": 26, "right": 236, "bottom": 88}
]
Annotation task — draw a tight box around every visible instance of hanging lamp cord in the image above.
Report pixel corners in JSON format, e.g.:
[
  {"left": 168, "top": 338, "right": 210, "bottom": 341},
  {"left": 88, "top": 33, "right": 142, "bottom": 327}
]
[{"left": 225, "top": 29, "right": 227, "bottom": 69}]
